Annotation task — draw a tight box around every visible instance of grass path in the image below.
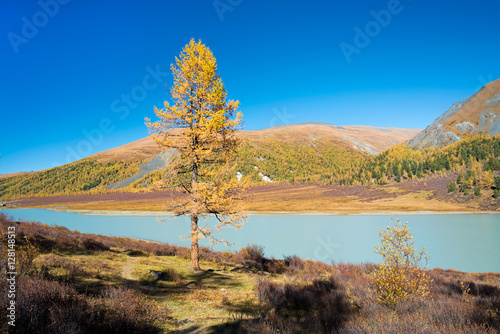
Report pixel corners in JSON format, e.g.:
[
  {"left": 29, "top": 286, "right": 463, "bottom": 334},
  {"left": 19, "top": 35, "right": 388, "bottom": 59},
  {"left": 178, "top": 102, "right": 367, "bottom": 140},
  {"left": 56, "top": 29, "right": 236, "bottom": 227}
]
[
  {"left": 110, "top": 250, "right": 261, "bottom": 331},
  {"left": 121, "top": 255, "right": 140, "bottom": 281}
]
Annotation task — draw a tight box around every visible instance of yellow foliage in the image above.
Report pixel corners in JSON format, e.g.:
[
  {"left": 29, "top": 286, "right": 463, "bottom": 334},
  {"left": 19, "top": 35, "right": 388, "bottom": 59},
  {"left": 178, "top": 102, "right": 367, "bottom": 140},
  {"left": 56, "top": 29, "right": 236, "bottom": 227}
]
[
  {"left": 373, "top": 219, "right": 432, "bottom": 306},
  {"left": 145, "top": 39, "right": 245, "bottom": 269}
]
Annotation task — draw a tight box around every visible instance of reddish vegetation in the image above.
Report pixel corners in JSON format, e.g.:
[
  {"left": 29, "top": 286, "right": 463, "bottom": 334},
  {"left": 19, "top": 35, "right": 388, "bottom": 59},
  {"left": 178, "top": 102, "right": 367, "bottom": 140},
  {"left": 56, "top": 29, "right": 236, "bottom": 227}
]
[
  {"left": 5, "top": 184, "right": 401, "bottom": 210},
  {"left": 11, "top": 173, "right": 500, "bottom": 213},
  {"left": 11, "top": 189, "right": 184, "bottom": 207}
]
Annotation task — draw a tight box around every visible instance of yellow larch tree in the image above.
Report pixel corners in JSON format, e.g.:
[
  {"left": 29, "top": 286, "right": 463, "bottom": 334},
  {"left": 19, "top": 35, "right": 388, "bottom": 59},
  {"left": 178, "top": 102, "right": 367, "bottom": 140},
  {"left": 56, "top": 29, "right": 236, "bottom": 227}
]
[{"left": 145, "top": 39, "right": 245, "bottom": 271}]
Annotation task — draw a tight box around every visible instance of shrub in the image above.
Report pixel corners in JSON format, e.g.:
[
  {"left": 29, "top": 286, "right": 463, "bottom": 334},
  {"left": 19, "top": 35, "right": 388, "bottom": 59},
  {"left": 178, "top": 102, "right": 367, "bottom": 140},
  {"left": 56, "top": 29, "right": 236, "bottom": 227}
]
[
  {"left": 239, "top": 244, "right": 266, "bottom": 270},
  {"left": 81, "top": 238, "right": 110, "bottom": 252},
  {"left": 6, "top": 275, "right": 167, "bottom": 334},
  {"left": 88, "top": 286, "right": 167, "bottom": 333},
  {"left": 284, "top": 255, "right": 304, "bottom": 273},
  {"left": 36, "top": 254, "right": 87, "bottom": 281},
  {"left": 238, "top": 246, "right": 296, "bottom": 274},
  {"left": 495, "top": 176, "right": 500, "bottom": 189},
  {"left": 240, "top": 244, "right": 265, "bottom": 262},
  {"left": 459, "top": 182, "right": 470, "bottom": 194},
  {"left": 161, "top": 268, "right": 182, "bottom": 283},
  {"left": 447, "top": 181, "right": 457, "bottom": 193},
  {"left": 0, "top": 213, "right": 190, "bottom": 258},
  {"left": 237, "top": 313, "right": 294, "bottom": 334},
  {"left": 13, "top": 275, "right": 87, "bottom": 334},
  {"left": 0, "top": 233, "right": 39, "bottom": 276},
  {"left": 141, "top": 268, "right": 182, "bottom": 285},
  {"left": 265, "top": 259, "right": 288, "bottom": 274},
  {"left": 474, "top": 187, "right": 481, "bottom": 197},
  {"left": 255, "top": 276, "right": 353, "bottom": 333},
  {"left": 373, "top": 219, "right": 432, "bottom": 306}
]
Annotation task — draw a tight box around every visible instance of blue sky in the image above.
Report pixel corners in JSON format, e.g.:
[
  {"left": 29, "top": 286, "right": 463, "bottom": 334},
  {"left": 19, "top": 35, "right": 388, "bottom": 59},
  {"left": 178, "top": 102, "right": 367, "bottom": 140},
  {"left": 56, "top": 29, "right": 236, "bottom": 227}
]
[{"left": 1, "top": 0, "right": 499, "bottom": 174}]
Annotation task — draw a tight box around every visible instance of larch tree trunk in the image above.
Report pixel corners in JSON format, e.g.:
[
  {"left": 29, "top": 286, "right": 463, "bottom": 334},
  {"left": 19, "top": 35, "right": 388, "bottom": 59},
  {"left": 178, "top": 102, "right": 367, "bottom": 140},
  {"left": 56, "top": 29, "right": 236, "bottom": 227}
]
[
  {"left": 191, "top": 161, "right": 200, "bottom": 270},
  {"left": 191, "top": 213, "right": 200, "bottom": 270}
]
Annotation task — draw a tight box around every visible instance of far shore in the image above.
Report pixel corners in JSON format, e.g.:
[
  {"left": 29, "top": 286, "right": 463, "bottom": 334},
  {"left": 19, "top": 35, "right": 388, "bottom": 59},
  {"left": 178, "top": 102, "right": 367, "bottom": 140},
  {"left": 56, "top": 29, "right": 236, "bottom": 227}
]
[
  {"left": 2, "top": 178, "right": 499, "bottom": 214},
  {"left": 1, "top": 207, "right": 498, "bottom": 217}
]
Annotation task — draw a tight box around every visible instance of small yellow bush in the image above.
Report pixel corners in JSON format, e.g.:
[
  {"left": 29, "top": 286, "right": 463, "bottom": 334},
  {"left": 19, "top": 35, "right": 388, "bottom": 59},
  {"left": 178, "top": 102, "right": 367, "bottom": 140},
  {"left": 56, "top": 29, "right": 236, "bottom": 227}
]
[{"left": 373, "top": 219, "right": 432, "bottom": 306}]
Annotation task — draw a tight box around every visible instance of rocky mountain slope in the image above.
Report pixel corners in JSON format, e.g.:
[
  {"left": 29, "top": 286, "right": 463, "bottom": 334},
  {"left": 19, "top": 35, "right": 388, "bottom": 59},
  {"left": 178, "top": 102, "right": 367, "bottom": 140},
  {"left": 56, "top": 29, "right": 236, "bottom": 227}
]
[{"left": 407, "top": 78, "right": 500, "bottom": 150}]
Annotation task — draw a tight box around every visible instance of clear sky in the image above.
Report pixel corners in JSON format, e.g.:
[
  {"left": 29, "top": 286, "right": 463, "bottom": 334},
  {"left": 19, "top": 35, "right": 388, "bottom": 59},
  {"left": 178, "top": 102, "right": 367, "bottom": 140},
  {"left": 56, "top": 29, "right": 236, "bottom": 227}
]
[{"left": 1, "top": 0, "right": 499, "bottom": 174}]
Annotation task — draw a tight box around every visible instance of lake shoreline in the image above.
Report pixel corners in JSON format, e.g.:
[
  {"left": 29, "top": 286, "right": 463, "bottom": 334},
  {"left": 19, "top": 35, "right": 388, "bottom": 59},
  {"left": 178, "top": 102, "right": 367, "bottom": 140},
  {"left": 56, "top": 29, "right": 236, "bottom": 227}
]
[
  {"left": 1, "top": 208, "right": 499, "bottom": 273},
  {"left": 4, "top": 180, "right": 500, "bottom": 213},
  {"left": 2, "top": 207, "right": 499, "bottom": 217}
]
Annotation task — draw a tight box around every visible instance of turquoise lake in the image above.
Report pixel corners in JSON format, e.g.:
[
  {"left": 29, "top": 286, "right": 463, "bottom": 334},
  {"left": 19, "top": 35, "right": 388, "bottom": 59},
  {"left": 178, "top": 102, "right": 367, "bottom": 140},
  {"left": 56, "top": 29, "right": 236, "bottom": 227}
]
[{"left": 1, "top": 208, "right": 499, "bottom": 273}]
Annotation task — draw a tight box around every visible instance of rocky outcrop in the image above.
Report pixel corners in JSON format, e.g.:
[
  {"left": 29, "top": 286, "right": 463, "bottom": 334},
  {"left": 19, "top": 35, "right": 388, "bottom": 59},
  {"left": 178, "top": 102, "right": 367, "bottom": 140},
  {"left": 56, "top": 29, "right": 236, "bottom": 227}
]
[
  {"left": 107, "top": 149, "right": 177, "bottom": 189},
  {"left": 407, "top": 78, "right": 500, "bottom": 150}
]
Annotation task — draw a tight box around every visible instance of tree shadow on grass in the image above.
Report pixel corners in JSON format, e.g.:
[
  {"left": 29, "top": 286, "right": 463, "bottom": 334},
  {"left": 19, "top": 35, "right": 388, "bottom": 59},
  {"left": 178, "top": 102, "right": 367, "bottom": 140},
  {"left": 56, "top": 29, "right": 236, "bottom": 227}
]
[
  {"left": 62, "top": 252, "right": 248, "bottom": 303},
  {"left": 169, "top": 325, "right": 202, "bottom": 334},
  {"left": 170, "top": 321, "right": 248, "bottom": 334},
  {"left": 184, "top": 269, "right": 241, "bottom": 289}
]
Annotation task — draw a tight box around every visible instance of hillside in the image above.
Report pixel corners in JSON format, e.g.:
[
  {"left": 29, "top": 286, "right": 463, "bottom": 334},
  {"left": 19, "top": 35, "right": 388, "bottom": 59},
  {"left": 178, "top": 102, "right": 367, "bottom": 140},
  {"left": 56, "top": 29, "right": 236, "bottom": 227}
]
[
  {"left": 91, "top": 123, "right": 421, "bottom": 163},
  {"left": 11, "top": 134, "right": 500, "bottom": 213},
  {"left": 0, "top": 160, "right": 141, "bottom": 199},
  {"left": 0, "top": 171, "right": 34, "bottom": 179},
  {"left": 407, "top": 78, "right": 500, "bottom": 149},
  {"left": 2, "top": 121, "right": 500, "bottom": 212},
  {"left": 238, "top": 123, "right": 420, "bottom": 155},
  {"left": 90, "top": 123, "right": 420, "bottom": 189},
  {"left": 0, "top": 123, "right": 419, "bottom": 200}
]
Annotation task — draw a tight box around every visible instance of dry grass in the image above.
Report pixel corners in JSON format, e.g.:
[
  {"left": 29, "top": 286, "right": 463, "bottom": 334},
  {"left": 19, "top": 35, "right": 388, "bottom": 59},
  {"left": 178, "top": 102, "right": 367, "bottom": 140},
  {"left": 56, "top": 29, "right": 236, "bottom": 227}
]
[{"left": 369, "top": 190, "right": 467, "bottom": 212}]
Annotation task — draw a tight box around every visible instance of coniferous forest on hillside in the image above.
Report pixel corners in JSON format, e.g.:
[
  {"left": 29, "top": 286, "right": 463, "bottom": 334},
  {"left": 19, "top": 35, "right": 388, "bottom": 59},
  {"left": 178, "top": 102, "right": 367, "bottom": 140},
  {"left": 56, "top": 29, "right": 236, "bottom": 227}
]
[{"left": 1, "top": 134, "right": 499, "bottom": 201}]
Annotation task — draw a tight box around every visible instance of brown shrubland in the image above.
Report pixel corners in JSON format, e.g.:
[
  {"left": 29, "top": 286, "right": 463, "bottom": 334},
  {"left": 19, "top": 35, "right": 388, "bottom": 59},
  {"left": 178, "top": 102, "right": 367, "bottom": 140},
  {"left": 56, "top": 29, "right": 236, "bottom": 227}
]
[{"left": 0, "top": 213, "right": 499, "bottom": 333}]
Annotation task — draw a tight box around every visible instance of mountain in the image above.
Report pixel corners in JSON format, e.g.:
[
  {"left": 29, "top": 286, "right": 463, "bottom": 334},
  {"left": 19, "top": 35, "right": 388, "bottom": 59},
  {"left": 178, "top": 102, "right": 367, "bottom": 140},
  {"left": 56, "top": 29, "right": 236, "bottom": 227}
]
[
  {"left": 407, "top": 78, "right": 500, "bottom": 150},
  {"left": 0, "top": 123, "right": 420, "bottom": 197},
  {"left": 91, "top": 123, "right": 421, "bottom": 163},
  {"left": 0, "top": 171, "right": 34, "bottom": 179},
  {"left": 2, "top": 120, "right": 499, "bottom": 210},
  {"left": 89, "top": 123, "right": 420, "bottom": 189}
]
